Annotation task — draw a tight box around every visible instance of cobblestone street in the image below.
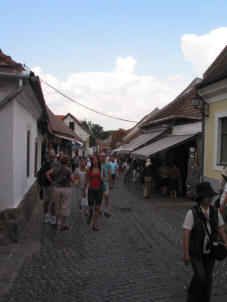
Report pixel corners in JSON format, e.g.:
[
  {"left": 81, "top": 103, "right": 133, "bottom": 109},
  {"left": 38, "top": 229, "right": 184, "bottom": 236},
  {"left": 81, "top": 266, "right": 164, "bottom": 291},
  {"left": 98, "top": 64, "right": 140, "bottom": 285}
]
[{"left": 3, "top": 178, "right": 227, "bottom": 302}]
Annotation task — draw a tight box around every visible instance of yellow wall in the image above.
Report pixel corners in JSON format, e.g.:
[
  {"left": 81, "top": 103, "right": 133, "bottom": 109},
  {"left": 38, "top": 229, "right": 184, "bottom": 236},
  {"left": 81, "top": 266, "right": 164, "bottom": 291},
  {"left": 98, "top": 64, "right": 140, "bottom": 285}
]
[{"left": 204, "top": 99, "right": 227, "bottom": 180}]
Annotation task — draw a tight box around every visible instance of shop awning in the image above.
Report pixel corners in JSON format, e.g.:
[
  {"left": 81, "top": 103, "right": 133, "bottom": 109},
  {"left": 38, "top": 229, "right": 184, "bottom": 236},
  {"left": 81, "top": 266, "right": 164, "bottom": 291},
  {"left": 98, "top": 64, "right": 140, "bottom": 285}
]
[
  {"left": 131, "top": 134, "right": 197, "bottom": 159},
  {"left": 117, "top": 130, "right": 164, "bottom": 154}
]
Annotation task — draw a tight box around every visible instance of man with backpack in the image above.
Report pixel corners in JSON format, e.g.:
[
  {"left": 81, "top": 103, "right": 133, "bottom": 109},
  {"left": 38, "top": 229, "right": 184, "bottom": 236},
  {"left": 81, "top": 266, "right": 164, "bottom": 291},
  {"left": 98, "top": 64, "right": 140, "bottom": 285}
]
[{"left": 38, "top": 150, "right": 59, "bottom": 224}]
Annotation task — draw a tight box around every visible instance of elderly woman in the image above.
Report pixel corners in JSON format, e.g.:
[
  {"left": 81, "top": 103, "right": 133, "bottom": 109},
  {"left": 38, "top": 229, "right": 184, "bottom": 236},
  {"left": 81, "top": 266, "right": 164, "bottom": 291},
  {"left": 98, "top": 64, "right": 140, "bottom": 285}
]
[
  {"left": 142, "top": 159, "right": 154, "bottom": 199},
  {"left": 46, "top": 154, "right": 77, "bottom": 230}
]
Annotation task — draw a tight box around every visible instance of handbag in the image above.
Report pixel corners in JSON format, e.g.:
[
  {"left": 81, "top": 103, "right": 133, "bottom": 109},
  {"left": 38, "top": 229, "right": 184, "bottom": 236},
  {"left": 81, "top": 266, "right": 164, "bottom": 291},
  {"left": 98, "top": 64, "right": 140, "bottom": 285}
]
[
  {"left": 212, "top": 242, "right": 227, "bottom": 261},
  {"left": 197, "top": 206, "right": 227, "bottom": 261}
]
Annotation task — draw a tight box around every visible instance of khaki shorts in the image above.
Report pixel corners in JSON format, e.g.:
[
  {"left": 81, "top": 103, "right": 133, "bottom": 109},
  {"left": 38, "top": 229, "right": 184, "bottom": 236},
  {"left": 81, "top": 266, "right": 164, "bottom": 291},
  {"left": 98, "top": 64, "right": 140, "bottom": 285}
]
[{"left": 53, "top": 187, "right": 72, "bottom": 217}]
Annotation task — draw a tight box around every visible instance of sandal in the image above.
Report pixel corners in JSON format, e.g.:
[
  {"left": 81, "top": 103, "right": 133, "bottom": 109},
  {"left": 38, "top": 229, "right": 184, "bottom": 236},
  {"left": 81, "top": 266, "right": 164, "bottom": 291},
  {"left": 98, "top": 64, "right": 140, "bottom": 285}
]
[
  {"left": 92, "top": 225, "right": 99, "bottom": 231},
  {"left": 85, "top": 211, "right": 89, "bottom": 216},
  {"left": 104, "top": 212, "right": 111, "bottom": 218}
]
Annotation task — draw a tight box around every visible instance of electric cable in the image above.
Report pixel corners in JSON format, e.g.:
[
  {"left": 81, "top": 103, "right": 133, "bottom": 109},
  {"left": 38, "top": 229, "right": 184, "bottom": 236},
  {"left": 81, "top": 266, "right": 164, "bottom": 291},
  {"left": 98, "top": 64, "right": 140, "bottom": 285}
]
[{"left": 25, "top": 64, "right": 138, "bottom": 123}]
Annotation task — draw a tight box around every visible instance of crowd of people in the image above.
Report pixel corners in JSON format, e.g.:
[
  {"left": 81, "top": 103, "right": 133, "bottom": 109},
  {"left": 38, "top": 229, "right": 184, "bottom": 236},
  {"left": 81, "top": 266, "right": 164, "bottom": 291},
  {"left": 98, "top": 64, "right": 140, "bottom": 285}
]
[
  {"left": 121, "top": 158, "right": 182, "bottom": 199},
  {"left": 38, "top": 151, "right": 119, "bottom": 231},
  {"left": 38, "top": 150, "right": 227, "bottom": 302}
]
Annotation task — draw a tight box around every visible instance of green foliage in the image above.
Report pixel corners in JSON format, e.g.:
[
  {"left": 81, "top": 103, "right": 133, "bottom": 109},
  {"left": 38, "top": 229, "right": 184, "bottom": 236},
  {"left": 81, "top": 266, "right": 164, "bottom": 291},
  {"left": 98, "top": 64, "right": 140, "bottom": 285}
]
[{"left": 110, "top": 128, "right": 126, "bottom": 149}]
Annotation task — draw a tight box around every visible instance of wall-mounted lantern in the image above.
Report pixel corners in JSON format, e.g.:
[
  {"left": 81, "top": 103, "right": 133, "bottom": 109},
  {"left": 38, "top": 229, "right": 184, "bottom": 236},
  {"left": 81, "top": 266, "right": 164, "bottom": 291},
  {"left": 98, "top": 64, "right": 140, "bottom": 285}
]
[{"left": 192, "top": 94, "right": 209, "bottom": 117}]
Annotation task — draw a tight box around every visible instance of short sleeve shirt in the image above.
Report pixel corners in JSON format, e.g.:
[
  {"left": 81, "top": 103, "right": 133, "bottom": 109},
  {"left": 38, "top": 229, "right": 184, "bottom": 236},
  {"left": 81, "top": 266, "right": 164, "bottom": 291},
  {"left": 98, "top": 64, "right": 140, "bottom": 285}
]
[
  {"left": 183, "top": 207, "right": 224, "bottom": 254},
  {"left": 220, "top": 182, "right": 227, "bottom": 206},
  {"left": 110, "top": 162, "right": 118, "bottom": 174},
  {"left": 102, "top": 162, "right": 112, "bottom": 185}
]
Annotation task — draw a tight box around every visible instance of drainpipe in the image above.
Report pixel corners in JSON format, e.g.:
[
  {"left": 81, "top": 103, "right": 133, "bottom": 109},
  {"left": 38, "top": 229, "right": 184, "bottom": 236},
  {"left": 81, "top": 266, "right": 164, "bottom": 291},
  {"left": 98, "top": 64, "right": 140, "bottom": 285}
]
[
  {"left": 200, "top": 116, "right": 205, "bottom": 181},
  {"left": 0, "top": 72, "right": 30, "bottom": 80}
]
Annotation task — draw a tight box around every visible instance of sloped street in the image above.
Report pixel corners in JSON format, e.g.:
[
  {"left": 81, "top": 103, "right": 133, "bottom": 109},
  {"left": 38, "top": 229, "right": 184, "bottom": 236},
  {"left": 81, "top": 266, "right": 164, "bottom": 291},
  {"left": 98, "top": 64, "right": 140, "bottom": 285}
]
[{"left": 2, "top": 178, "right": 227, "bottom": 302}]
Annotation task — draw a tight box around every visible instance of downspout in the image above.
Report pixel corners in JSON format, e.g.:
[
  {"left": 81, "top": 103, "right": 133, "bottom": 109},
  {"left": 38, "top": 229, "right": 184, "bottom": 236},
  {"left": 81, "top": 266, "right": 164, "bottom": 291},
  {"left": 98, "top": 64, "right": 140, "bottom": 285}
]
[{"left": 201, "top": 115, "right": 205, "bottom": 181}]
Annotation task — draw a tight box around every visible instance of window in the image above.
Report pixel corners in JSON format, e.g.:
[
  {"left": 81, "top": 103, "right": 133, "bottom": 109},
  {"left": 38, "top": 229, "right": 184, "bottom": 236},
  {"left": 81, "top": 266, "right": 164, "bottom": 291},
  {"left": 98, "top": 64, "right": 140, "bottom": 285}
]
[
  {"left": 69, "top": 122, "right": 75, "bottom": 131},
  {"left": 221, "top": 118, "right": 227, "bottom": 163},
  {"left": 27, "top": 130, "right": 30, "bottom": 177}
]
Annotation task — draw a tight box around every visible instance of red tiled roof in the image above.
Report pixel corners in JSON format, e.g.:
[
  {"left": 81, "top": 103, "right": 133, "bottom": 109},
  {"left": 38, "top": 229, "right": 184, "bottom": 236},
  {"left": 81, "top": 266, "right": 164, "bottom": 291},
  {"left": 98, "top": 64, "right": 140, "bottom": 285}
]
[
  {"left": 47, "top": 108, "right": 82, "bottom": 142},
  {"left": 203, "top": 45, "right": 227, "bottom": 80},
  {"left": 197, "top": 45, "right": 227, "bottom": 88},
  {"left": 142, "top": 78, "right": 202, "bottom": 127},
  {"left": 0, "top": 49, "right": 24, "bottom": 73},
  {"left": 56, "top": 115, "right": 65, "bottom": 121}
]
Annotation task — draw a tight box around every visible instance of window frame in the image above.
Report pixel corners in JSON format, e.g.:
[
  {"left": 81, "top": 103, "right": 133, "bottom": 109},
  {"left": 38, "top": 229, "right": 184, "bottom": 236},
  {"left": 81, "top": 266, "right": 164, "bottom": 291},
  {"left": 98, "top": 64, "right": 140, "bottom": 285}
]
[
  {"left": 214, "top": 111, "right": 227, "bottom": 169},
  {"left": 69, "top": 122, "right": 75, "bottom": 131}
]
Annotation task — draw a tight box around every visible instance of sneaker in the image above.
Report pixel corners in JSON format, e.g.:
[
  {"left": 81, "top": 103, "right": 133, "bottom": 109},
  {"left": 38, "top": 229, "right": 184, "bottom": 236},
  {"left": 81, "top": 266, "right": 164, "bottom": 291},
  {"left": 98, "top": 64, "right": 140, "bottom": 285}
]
[{"left": 44, "top": 214, "right": 50, "bottom": 224}]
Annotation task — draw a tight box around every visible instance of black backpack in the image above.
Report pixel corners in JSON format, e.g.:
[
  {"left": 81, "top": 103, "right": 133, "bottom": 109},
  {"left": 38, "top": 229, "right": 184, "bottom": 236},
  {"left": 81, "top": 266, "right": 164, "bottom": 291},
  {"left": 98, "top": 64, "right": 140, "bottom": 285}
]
[{"left": 37, "top": 161, "right": 51, "bottom": 187}]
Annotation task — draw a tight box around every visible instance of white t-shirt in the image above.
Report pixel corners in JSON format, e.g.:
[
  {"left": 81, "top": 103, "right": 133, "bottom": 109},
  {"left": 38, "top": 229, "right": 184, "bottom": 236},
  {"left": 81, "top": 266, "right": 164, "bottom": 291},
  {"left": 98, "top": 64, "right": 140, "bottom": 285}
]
[
  {"left": 183, "top": 207, "right": 224, "bottom": 254},
  {"left": 220, "top": 182, "right": 227, "bottom": 206}
]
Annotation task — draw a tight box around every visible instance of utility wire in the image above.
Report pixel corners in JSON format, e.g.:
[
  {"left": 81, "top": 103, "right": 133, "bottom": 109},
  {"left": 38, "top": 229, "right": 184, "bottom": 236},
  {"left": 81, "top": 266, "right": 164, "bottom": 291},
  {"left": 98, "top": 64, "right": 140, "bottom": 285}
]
[
  {"left": 25, "top": 64, "right": 138, "bottom": 123},
  {"left": 42, "top": 80, "right": 138, "bottom": 123}
]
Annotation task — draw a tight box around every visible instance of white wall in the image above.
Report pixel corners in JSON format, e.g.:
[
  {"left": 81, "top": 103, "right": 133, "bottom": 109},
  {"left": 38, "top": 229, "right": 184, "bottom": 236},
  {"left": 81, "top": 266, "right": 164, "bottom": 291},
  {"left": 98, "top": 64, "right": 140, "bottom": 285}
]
[
  {"left": 0, "top": 100, "right": 14, "bottom": 211},
  {"left": 12, "top": 99, "right": 39, "bottom": 207},
  {"left": 0, "top": 79, "right": 43, "bottom": 211},
  {"left": 63, "top": 115, "right": 89, "bottom": 142}
]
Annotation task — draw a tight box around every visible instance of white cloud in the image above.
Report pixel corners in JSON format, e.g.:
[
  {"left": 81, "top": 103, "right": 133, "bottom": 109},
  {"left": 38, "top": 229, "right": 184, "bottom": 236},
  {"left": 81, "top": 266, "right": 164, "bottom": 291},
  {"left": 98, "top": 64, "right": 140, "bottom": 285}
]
[
  {"left": 181, "top": 27, "right": 227, "bottom": 75},
  {"left": 32, "top": 56, "right": 187, "bottom": 130}
]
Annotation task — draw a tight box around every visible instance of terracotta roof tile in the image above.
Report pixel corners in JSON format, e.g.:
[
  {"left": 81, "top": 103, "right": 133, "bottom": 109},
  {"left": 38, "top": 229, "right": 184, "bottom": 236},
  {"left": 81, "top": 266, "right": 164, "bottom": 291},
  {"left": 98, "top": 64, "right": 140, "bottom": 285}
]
[
  {"left": 142, "top": 78, "right": 202, "bottom": 127},
  {"left": 56, "top": 115, "right": 65, "bottom": 121},
  {"left": 203, "top": 45, "right": 227, "bottom": 80},
  {"left": 0, "top": 49, "right": 24, "bottom": 73},
  {"left": 197, "top": 45, "right": 227, "bottom": 87}
]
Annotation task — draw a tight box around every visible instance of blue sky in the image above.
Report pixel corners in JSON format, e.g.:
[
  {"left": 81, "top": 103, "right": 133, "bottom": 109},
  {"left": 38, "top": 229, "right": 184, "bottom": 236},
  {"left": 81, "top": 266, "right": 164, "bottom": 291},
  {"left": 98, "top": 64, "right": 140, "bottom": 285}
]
[{"left": 1, "top": 1, "right": 227, "bottom": 129}]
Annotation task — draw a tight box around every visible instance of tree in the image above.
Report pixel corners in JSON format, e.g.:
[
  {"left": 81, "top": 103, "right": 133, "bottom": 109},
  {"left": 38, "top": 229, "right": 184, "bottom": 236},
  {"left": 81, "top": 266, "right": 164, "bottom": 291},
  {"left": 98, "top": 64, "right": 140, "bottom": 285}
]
[{"left": 110, "top": 128, "right": 126, "bottom": 149}]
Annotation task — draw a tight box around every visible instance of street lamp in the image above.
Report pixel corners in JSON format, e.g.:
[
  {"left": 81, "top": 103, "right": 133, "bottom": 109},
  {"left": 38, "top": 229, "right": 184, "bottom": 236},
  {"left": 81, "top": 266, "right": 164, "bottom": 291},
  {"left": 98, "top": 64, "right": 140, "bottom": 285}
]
[{"left": 192, "top": 94, "right": 209, "bottom": 117}]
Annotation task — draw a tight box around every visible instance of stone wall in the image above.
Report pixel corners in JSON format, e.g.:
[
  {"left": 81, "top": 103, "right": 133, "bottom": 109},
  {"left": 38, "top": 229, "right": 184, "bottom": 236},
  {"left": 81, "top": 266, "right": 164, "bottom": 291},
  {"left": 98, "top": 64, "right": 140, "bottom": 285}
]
[{"left": 0, "top": 181, "right": 38, "bottom": 243}]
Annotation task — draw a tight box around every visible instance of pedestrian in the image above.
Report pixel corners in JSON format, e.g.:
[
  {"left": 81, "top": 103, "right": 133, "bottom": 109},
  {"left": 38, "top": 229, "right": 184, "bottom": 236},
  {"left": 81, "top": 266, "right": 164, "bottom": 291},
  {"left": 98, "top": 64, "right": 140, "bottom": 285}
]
[
  {"left": 74, "top": 159, "right": 89, "bottom": 216},
  {"left": 142, "top": 159, "right": 154, "bottom": 199},
  {"left": 123, "top": 158, "right": 131, "bottom": 185},
  {"left": 168, "top": 163, "right": 180, "bottom": 199},
  {"left": 219, "top": 167, "right": 227, "bottom": 221},
  {"left": 109, "top": 157, "right": 119, "bottom": 187},
  {"left": 158, "top": 161, "right": 169, "bottom": 196},
  {"left": 46, "top": 154, "right": 77, "bottom": 230},
  {"left": 132, "top": 159, "right": 138, "bottom": 182},
  {"left": 37, "top": 150, "right": 59, "bottom": 224},
  {"left": 183, "top": 182, "right": 227, "bottom": 302},
  {"left": 83, "top": 155, "right": 105, "bottom": 231},
  {"left": 100, "top": 152, "right": 112, "bottom": 217}
]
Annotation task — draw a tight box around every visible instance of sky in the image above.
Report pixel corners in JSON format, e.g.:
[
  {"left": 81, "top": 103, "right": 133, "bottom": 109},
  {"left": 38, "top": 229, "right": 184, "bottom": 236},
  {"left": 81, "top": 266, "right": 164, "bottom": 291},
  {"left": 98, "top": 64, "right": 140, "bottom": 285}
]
[{"left": 1, "top": 0, "right": 227, "bottom": 130}]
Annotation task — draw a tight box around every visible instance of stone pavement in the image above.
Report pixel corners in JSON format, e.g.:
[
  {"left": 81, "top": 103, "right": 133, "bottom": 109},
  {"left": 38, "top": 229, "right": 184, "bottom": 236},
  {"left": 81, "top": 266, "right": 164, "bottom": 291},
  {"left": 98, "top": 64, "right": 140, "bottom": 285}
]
[{"left": 1, "top": 178, "right": 227, "bottom": 302}]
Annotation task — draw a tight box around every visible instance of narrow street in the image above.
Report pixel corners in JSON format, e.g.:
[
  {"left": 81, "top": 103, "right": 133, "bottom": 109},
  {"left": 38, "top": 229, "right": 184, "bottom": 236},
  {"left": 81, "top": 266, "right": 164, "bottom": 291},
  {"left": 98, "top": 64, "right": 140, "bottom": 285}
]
[{"left": 3, "top": 178, "right": 227, "bottom": 302}]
